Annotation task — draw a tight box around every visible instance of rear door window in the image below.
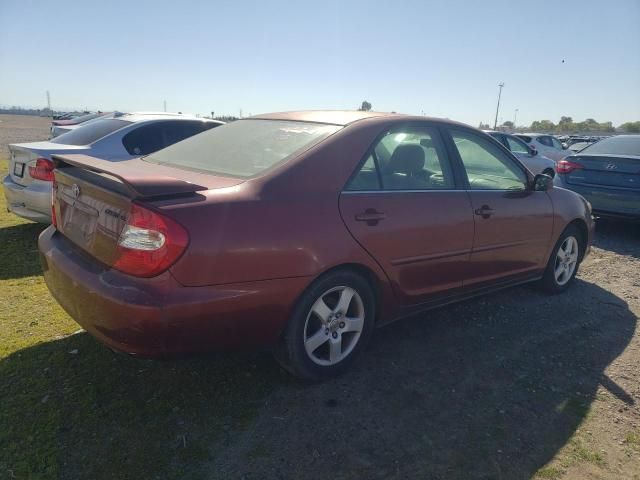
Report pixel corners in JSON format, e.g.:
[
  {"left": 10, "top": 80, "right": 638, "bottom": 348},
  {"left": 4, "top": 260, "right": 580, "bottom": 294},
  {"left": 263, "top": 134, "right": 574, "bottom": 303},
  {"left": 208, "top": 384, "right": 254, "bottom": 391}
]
[
  {"left": 122, "top": 123, "right": 165, "bottom": 155},
  {"left": 347, "top": 126, "right": 455, "bottom": 191}
]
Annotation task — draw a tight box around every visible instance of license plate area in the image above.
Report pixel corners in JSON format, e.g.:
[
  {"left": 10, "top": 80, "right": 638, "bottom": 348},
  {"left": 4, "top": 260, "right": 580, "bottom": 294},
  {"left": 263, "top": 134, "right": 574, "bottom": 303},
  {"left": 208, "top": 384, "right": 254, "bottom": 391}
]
[
  {"left": 61, "top": 196, "right": 100, "bottom": 247},
  {"left": 13, "top": 162, "right": 25, "bottom": 177}
]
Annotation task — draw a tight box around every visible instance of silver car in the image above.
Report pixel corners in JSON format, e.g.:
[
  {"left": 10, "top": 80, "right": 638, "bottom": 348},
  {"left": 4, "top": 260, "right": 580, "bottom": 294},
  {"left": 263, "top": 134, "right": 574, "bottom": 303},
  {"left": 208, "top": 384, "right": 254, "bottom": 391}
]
[
  {"left": 3, "top": 113, "right": 223, "bottom": 223},
  {"left": 485, "top": 131, "right": 557, "bottom": 176}
]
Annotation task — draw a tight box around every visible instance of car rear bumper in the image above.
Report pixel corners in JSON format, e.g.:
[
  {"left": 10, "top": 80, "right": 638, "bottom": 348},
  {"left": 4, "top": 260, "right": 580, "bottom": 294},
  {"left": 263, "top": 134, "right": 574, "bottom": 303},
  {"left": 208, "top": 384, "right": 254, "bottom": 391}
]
[
  {"left": 39, "top": 226, "right": 311, "bottom": 356},
  {"left": 3, "top": 174, "right": 52, "bottom": 223},
  {"left": 556, "top": 178, "right": 640, "bottom": 219}
]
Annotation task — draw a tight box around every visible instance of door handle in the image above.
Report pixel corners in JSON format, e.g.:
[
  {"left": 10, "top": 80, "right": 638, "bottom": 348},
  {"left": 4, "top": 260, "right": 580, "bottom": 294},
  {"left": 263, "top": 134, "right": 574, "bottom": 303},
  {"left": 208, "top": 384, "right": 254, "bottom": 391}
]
[
  {"left": 474, "top": 205, "right": 494, "bottom": 219},
  {"left": 355, "top": 209, "right": 386, "bottom": 225}
]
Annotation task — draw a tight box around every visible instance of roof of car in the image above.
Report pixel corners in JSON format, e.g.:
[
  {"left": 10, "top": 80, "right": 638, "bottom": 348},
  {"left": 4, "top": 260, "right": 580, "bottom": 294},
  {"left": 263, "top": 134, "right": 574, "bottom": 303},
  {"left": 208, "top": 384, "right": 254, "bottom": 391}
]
[
  {"left": 248, "top": 110, "right": 472, "bottom": 128},
  {"left": 114, "top": 112, "right": 223, "bottom": 124}
]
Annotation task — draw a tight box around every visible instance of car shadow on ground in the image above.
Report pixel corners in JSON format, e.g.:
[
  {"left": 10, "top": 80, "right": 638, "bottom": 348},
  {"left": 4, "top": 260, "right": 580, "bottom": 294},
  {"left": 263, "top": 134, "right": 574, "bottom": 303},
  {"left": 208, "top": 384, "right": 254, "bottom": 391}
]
[
  {"left": 1, "top": 279, "right": 636, "bottom": 479},
  {"left": 0, "top": 222, "right": 47, "bottom": 279},
  {"left": 593, "top": 218, "right": 640, "bottom": 258}
]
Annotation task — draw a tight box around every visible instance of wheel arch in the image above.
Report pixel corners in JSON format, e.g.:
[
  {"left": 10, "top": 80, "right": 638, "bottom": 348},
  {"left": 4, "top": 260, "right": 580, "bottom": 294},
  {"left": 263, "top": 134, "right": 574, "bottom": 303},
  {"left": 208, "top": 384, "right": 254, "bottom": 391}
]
[
  {"left": 566, "top": 218, "right": 589, "bottom": 262},
  {"left": 312, "top": 262, "right": 386, "bottom": 323}
]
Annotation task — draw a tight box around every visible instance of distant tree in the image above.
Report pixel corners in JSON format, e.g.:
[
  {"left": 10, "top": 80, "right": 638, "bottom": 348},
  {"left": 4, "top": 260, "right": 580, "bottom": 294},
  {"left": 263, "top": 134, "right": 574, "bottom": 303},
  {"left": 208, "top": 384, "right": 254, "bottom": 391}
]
[
  {"left": 557, "top": 116, "right": 574, "bottom": 132},
  {"left": 478, "top": 122, "right": 491, "bottom": 129},
  {"left": 530, "top": 120, "right": 556, "bottom": 132},
  {"left": 359, "top": 101, "right": 372, "bottom": 111},
  {"left": 620, "top": 121, "right": 640, "bottom": 133},
  {"left": 501, "top": 121, "right": 514, "bottom": 129}
]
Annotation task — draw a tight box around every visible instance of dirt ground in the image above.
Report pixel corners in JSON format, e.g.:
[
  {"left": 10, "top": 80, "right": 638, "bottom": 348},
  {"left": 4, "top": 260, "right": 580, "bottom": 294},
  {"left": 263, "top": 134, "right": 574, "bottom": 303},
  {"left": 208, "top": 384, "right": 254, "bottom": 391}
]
[
  {"left": 0, "top": 114, "right": 51, "bottom": 156},
  {"left": 0, "top": 115, "right": 638, "bottom": 479}
]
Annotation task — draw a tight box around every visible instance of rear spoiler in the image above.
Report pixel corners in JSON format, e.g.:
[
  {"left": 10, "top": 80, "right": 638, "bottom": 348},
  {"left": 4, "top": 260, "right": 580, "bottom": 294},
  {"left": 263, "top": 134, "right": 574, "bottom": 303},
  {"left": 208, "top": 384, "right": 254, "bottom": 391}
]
[{"left": 52, "top": 154, "right": 208, "bottom": 199}]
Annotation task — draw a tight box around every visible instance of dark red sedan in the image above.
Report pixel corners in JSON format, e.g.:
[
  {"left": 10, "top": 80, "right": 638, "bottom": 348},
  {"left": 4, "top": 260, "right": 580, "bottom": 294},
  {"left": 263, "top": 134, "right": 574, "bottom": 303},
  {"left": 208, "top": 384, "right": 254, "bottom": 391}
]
[{"left": 39, "top": 111, "right": 594, "bottom": 379}]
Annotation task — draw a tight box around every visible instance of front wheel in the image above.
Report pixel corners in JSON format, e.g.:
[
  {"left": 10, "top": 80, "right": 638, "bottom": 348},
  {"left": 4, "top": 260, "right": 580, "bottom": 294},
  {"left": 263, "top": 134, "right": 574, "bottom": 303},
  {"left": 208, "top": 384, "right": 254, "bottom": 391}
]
[
  {"left": 539, "top": 225, "right": 584, "bottom": 293},
  {"left": 275, "top": 270, "right": 375, "bottom": 381}
]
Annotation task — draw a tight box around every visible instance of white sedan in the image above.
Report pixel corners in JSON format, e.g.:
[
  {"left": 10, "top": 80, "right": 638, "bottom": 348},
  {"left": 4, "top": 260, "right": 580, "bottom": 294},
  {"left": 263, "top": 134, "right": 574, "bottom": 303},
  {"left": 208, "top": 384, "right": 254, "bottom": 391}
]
[
  {"left": 485, "top": 131, "right": 557, "bottom": 176},
  {"left": 3, "top": 113, "right": 223, "bottom": 223},
  {"left": 514, "top": 133, "right": 571, "bottom": 162}
]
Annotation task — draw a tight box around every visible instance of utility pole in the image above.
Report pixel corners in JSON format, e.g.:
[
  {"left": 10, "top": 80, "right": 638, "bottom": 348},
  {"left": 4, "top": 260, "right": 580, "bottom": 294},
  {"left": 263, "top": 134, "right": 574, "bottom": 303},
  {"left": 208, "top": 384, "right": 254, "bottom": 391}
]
[
  {"left": 163, "top": 100, "right": 167, "bottom": 112},
  {"left": 239, "top": 108, "right": 243, "bottom": 118},
  {"left": 493, "top": 82, "right": 504, "bottom": 130},
  {"left": 513, "top": 108, "right": 519, "bottom": 129},
  {"left": 46, "top": 90, "right": 51, "bottom": 116}
]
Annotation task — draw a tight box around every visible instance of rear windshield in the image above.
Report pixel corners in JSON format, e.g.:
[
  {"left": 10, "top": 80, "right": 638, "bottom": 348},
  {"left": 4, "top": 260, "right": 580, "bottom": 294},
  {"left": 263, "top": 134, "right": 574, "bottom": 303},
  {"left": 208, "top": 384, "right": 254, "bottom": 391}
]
[
  {"left": 51, "top": 119, "right": 130, "bottom": 146},
  {"left": 145, "top": 119, "right": 342, "bottom": 178},
  {"left": 579, "top": 136, "right": 640, "bottom": 157}
]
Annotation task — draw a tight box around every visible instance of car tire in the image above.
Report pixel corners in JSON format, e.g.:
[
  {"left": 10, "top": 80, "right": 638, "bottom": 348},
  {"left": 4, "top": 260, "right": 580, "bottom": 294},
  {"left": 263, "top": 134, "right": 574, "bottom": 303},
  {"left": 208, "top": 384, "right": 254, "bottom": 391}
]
[
  {"left": 539, "top": 224, "right": 584, "bottom": 294},
  {"left": 275, "top": 270, "right": 375, "bottom": 381}
]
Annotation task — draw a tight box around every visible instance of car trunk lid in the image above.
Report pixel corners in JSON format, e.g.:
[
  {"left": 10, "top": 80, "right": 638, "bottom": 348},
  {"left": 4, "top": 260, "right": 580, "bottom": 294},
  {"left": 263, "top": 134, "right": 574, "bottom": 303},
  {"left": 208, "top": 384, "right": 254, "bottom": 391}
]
[
  {"left": 52, "top": 154, "right": 244, "bottom": 269},
  {"left": 8, "top": 143, "right": 90, "bottom": 187},
  {"left": 565, "top": 154, "right": 640, "bottom": 190}
]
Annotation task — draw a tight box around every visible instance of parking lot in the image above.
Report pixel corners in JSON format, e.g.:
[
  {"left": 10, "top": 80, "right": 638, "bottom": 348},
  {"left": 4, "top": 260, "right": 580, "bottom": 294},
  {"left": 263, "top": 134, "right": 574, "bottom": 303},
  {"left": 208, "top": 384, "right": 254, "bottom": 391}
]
[{"left": 0, "top": 114, "right": 639, "bottom": 479}]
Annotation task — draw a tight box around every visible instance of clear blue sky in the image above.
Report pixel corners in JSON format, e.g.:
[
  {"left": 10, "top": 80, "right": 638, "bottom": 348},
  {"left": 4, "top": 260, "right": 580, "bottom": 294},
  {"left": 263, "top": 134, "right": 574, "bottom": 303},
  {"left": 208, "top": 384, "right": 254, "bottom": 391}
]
[{"left": 1, "top": 0, "right": 639, "bottom": 127}]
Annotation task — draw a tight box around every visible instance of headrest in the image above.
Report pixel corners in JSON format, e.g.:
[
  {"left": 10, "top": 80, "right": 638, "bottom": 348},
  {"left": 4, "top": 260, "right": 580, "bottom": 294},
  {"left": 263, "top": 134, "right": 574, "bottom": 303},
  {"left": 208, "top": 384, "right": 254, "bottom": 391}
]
[{"left": 388, "top": 144, "right": 425, "bottom": 174}]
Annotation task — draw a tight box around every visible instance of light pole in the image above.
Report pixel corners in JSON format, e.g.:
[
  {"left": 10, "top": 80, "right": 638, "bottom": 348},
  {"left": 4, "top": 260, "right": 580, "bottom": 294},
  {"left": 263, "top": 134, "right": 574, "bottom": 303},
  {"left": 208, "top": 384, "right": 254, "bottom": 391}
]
[
  {"left": 493, "top": 82, "right": 504, "bottom": 130},
  {"left": 513, "top": 109, "right": 518, "bottom": 130}
]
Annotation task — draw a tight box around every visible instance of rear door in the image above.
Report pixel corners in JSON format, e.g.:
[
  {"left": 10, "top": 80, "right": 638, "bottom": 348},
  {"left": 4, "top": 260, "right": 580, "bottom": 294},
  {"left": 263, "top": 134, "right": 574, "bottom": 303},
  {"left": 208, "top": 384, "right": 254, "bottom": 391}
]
[
  {"left": 339, "top": 124, "right": 474, "bottom": 306},
  {"left": 445, "top": 128, "right": 553, "bottom": 286}
]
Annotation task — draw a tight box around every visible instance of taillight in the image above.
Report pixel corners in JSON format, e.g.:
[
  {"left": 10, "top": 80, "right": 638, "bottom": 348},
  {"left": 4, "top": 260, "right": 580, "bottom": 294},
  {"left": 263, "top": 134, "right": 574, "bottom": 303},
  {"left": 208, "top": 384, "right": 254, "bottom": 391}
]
[
  {"left": 556, "top": 159, "right": 584, "bottom": 174},
  {"left": 51, "top": 179, "right": 58, "bottom": 228},
  {"left": 113, "top": 203, "right": 189, "bottom": 277},
  {"left": 29, "top": 158, "right": 55, "bottom": 181}
]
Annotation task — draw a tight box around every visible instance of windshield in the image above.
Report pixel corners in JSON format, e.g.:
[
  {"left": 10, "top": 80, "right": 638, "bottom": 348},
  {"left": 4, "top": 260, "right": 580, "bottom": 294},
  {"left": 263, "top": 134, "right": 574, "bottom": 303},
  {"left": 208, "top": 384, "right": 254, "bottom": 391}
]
[
  {"left": 145, "top": 119, "right": 342, "bottom": 178},
  {"left": 579, "top": 136, "right": 640, "bottom": 157},
  {"left": 51, "top": 119, "right": 130, "bottom": 146}
]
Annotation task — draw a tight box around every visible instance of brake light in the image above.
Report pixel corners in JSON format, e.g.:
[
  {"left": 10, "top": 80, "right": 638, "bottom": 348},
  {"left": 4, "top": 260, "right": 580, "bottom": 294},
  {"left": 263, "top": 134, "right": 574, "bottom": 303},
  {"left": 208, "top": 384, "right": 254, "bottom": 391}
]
[
  {"left": 29, "top": 158, "right": 55, "bottom": 181},
  {"left": 51, "top": 179, "right": 58, "bottom": 228},
  {"left": 556, "top": 159, "right": 584, "bottom": 174},
  {"left": 113, "top": 203, "right": 188, "bottom": 277}
]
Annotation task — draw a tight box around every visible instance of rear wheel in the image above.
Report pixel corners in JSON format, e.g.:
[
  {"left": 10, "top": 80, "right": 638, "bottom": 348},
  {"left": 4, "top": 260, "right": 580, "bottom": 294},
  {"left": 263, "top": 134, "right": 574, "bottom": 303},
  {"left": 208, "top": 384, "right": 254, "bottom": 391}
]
[
  {"left": 275, "top": 270, "right": 375, "bottom": 381},
  {"left": 539, "top": 225, "right": 583, "bottom": 293}
]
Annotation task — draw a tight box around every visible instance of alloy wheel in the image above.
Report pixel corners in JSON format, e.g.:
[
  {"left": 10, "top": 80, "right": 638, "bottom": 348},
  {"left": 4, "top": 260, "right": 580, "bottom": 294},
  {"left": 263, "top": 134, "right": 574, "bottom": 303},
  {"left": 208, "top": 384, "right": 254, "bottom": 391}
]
[
  {"left": 303, "top": 286, "right": 365, "bottom": 366},
  {"left": 554, "top": 235, "right": 579, "bottom": 286}
]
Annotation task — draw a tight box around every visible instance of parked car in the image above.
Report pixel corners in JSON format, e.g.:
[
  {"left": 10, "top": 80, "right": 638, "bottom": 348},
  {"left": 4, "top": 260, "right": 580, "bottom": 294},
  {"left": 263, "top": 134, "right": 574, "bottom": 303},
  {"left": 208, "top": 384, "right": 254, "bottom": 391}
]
[
  {"left": 515, "top": 133, "right": 570, "bottom": 162},
  {"left": 50, "top": 112, "right": 114, "bottom": 138},
  {"left": 50, "top": 112, "right": 126, "bottom": 138},
  {"left": 555, "top": 135, "right": 640, "bottom": 220},
  {"left": 39, "top": 111, "right": 594, "bottom": 380},
  {"left": 3, "top": 113, "right": 224, "bottom": 223},
  {"left": 485, "top": 131, "right": 556, "bottom": 176}
]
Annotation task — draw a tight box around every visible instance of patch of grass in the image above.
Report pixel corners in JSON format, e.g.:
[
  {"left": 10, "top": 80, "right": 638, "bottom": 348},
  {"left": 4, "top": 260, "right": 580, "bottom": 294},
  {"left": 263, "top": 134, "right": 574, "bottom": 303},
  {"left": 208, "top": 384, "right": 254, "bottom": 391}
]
[
  {"left": 535, "top": 465, "right": 564, "bottom": 479},
  {"left": 0, "top": 157, "right": 282, "bottom": 479},
  {"left": 564, "top": 437, "right": 606, "bottom": 468},
  {"left": 624, "top": 430, "right": 640, "bottom": 452}
]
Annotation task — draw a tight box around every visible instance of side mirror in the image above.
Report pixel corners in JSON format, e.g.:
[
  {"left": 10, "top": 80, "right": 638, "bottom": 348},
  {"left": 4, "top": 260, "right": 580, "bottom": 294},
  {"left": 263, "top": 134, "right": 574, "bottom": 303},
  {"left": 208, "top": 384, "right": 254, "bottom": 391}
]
[
  {"left": 533, "top": 173, "right": 553, "bottom": 192},
  {"left": 528, "top": 145, "right": 538, "bottom": 156},
  {"left": 562, "top": 143, "right": 568, "bottom": 150}
]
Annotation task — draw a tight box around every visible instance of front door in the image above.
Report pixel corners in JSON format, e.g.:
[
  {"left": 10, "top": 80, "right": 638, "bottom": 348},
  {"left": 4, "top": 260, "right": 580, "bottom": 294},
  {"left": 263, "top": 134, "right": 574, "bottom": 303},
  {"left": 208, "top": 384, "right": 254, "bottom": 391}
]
[
  {"left": 446, "top": 128, "right": 554, "bottom": 287},
  {"left": 339, "top": 125, "right": 474, "bottom": 305}
]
